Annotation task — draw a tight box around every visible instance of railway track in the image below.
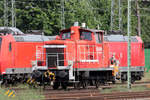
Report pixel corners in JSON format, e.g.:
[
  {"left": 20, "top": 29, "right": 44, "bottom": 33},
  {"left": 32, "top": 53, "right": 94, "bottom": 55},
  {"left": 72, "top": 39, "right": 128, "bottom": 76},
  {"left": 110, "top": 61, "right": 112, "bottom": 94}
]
[
  {"left": 42, "top": 81, "right": 150, "bottom": 100},
  {"left": 4, "top": 81, "right": 150, "bottom": 100},
  {"left": 44, "top": 90, "right": 150, "bottom": 100},
  {"left": 7, "top": 87, "right": 150, "bottom": 100}
]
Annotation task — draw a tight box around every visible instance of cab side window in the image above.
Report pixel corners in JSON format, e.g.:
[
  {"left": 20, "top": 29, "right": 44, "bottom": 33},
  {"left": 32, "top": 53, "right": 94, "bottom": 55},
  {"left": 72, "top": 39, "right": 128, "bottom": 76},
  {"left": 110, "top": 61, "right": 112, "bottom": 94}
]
[
  {"left": 95, "top": 32, "right": 102, "bottom": 43},
  {"left": 80, "top": 31, "right": 92, "bottom": 41}
]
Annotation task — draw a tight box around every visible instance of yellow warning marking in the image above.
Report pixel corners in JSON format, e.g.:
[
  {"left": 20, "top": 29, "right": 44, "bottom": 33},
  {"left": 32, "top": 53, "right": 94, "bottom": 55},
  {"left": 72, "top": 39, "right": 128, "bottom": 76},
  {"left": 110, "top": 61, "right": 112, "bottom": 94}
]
[
  {"left": 30, "top": 80, "right": 32, "bottom": 84},
  {"left": 32, "top": 79, "right": 35, "bottom": 83},
  {"left": 12, "top": 94, "right": 15, "bottom": 97},
  {"left": 30, "top": 79, "right": 35, "bottom": 84},
  {"left": 5, "top": 90, "right": 9, "bottom": 95},
  {"left": 4, "top": 90, "right": 15, "bottom": 98},
  {"left": 27, "top": 78, "right": 31, "bottom": 83},
  {"left": 8, "top": 91, "right": 14, "bottom": 97}
]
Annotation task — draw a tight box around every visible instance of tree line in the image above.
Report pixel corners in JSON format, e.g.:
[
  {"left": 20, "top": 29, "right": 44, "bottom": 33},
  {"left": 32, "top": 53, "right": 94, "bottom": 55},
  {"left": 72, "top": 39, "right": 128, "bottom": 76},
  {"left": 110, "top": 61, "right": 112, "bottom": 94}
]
[{"left": 0, "top": 0, "right": 150, "bottom": 43}]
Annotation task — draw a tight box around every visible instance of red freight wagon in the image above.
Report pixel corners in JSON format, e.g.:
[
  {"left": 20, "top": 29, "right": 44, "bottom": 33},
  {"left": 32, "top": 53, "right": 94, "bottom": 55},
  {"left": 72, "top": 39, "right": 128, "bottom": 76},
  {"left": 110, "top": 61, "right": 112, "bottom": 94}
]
[
  {"left": 104, "top": 35, "right": 145, "bottom": 83},
  {"left": 0, "top": 27, "right": 55, "bottom": 84}
]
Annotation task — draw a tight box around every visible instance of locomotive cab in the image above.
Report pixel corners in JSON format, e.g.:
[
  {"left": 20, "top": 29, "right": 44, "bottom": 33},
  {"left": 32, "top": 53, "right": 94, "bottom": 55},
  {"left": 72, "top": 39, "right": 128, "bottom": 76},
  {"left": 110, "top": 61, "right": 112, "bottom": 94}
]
[{"left": 42, "top": 26, "right": 106, "bottom": 69}]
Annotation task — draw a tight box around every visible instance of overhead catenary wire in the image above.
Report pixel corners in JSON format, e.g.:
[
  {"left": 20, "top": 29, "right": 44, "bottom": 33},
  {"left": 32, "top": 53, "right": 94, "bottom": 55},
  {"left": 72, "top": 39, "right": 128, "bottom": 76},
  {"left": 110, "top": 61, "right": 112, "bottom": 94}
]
[
  {"left": 61, "top": 0, "right": 65, "bottom": 29},
  {"left": 4, "top": 0, "right": 8, "bottom": 27},
  {"left": 118, "top": 0, "right": 122, "bottom": 31},
  {"left": 11, "top": 0, "right": 16, "bottom": 27}
]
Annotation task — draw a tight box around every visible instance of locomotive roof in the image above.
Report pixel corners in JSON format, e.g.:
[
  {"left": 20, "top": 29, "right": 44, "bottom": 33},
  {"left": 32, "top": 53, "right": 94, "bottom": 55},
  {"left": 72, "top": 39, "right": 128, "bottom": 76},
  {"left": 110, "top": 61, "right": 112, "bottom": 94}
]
[
  {"left": 80, "top": 28, "right": 104, "bottom": 33},
  {"left": 0, "top": 27, "right": 24, "bottom": 35},
  {"left": 14, "top": 35, "right": 56, "bottom": 42},
  {"left": 104, "top": 35, "right": 139, "bottom": 42},
  {"left": 60, "top": 27, "right": 104, "bottom": 33}
]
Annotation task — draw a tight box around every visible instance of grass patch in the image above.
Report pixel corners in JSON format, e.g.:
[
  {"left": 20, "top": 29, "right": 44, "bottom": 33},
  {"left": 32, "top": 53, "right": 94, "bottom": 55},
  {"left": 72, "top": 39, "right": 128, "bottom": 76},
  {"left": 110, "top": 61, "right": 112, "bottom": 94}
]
[
  {"left": 16, "top": 89, "right": 44, "bottom": 100},
  {"left": 100, "top": 72, "right": 150, "bottom": 93},
  {"left": 0, "top": 85, "right": 45, "bottom": 100},
  {"left": 141, "top": 72, "right": 150, "bottom": 82}
]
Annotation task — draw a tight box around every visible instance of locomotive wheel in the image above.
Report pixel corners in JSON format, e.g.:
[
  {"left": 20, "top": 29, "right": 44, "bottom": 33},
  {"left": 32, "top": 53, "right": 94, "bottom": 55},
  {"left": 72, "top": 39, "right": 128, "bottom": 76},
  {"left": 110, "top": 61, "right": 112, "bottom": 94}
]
[
  {"left": 0, "top": 81, "right": 2, "bottom": 86},
  {"left": 112, "top": 76, "right": 116, "bottom": 84},
  {"left": 0, "top": 80, "right": 5, "bottom": 87},
  {"left": 53, "top": 82, "right": 60, "bottom": 90},
  {"left": 131, "top": 78, "right": 135, "bottom": 84},
  {"left": 95, "top": 80, "right": 100, "bottom": 88},
  {"left": 121, "top": 79, "right": 126, "bottom": 83},
  {"left": 82, "top": 80, "right": 88, "bottom": 89},
  {"left": 112, "top": 80, "right": 116, "bottom": 84},
  {"left": 74, "top": 82, "right": 81, "bottom": 89},
  {"left": 0, "top": 79, "right": 4, "bottom": 86},
  {"left": 61, "top": 82, "right": 68, "bottom": 90}
]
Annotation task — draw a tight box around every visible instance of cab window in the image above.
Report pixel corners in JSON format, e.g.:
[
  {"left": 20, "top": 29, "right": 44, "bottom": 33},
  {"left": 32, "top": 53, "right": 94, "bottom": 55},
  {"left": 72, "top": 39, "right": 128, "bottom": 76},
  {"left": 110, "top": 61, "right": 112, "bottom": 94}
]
[
  {"left": 95, "top": 32, "right": 102, "bottom": 43},
  {"left": 80, "top": 31, "right": 92, "bottom": 40},
  {"left": 62, "top": 32, "right": 71, "bottom": 40}
]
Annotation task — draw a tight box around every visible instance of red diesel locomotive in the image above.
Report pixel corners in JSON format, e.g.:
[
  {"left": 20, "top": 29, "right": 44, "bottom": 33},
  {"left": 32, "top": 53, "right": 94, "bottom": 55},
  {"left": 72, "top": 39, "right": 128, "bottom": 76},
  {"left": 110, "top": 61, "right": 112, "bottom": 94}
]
[
  {"left": 104, "top": 35, "right": 145, "bottom": 83},
  {"left": 32, "top": 25, "right": 145, "bottom": 89},
  {"left": 0, "top": 27, "right": 55, "bottom": 85},
  {"left": 0, "top": 26, "right": 145, "bottom": 89}
]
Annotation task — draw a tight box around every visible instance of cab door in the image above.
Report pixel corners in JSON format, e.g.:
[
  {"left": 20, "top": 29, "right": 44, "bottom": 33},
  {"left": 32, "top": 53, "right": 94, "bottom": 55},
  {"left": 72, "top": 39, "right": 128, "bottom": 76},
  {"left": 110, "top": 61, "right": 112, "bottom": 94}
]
[{"left": 95, "top": 32, "right": 109, "bottom": 68}]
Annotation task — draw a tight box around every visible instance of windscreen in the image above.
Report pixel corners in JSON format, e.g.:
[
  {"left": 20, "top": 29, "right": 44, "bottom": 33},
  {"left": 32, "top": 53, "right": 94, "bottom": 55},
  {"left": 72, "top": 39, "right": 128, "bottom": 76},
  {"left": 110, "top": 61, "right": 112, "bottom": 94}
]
[
  {"left": 80, "top": 31, "right": 92, "bottom": 40},
  {"left": 62, "top": 32, "right": 71, "bottom": 40}
]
